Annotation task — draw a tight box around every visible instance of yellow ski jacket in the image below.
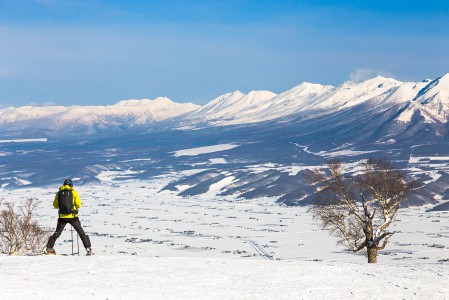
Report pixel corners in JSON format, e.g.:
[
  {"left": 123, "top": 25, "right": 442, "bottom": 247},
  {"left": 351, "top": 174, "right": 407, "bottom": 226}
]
[{"left": 53, "top": 185, "right": 82, "bottom": 218}]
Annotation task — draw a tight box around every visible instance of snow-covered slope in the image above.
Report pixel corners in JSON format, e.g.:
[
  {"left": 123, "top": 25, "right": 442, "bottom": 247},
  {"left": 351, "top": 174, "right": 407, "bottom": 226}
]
[
  {"left": 1, "top": 256, "right": 446, "bottom": 299},
  {"left": 398, "top": 74, "right": 449, "bottom": 124},
  {"left": 184, "top": 90, "right": 278, "bottom": 124},
  {"left": 228, "top": 76, "right": 403, "bottom": 124},
  {"left": 220, "top": 82, "right": 335, "bottom": 124},
  {"left": 178, "top": 76, "right": 432, "bottom": 127}
]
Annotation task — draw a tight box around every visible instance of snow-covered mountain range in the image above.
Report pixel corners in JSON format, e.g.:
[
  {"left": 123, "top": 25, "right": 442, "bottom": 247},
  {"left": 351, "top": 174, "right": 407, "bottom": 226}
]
[
  {"left": 1, "top": 73, "right": 448, "bottom": 135},
  {"left": 2, "top": 74, "right": 449, "bottom": 209},
  {"left": 0, "top": 97, "right": 199, "bottom": 135}
]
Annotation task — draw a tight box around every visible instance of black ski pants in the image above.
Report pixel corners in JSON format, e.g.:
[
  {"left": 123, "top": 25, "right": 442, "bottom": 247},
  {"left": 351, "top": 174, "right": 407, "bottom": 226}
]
[{"left": 47, "top": 217, "right": 91, "bottom": 249}]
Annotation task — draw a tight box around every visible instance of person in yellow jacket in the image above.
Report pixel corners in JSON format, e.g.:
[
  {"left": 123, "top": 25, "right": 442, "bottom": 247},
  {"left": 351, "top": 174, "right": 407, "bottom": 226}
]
[{"left": 46, "top": 178, "right": 92, "bottom": 255}]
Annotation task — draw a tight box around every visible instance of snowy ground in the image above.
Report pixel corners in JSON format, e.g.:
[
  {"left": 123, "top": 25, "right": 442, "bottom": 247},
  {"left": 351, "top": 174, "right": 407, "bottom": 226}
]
[
  {"left": 1, "top": 256, "right": 447, "bottom": 299},
  {"left": 1, "top": 177, "right": 449, "bottom": 299}
]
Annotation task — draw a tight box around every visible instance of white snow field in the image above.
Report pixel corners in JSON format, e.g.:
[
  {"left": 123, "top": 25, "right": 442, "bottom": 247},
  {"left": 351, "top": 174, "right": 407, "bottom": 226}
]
[
  {"left": 1, "top": 256, "right": 447, "bottom": 299},
  {"left": 1, "top": 178, "right": 449, "bottom": 299}
]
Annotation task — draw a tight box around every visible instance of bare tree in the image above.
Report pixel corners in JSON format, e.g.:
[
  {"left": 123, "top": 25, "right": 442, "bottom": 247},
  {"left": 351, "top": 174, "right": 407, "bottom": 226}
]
[
  {"left": 0, "top": 198, "right": 50, "bottom": 255},
  {"left": 305, "top": 158, "right": 415, "bottom": 263}
]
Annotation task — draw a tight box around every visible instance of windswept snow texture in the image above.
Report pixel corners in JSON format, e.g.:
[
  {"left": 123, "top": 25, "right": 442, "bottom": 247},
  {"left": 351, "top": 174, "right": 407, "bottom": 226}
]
[{"left": 0, "top": 180, "right": 448, "bottom": 299}]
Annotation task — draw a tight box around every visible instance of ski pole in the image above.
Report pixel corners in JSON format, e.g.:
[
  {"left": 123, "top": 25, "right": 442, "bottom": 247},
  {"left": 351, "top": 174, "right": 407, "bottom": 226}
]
[
  {"left": 71, "top": 224, "right": 74, "bottom": 255},
  {"left": 77, "top": 231, "right": 80, "bottom": 256}
]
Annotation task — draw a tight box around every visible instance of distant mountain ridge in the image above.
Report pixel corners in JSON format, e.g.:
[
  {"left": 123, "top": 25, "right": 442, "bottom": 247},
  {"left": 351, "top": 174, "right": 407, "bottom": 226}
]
[
  {"left": 0, "top": 97, "right": 199, "bottom": 122},
  {"left": 1, "top": 74, "right": 449, "bottom": 137},
  {"left": 0, "top": 97, "right": 199, "bottom": 135},
  {"left": 1, "top": 74, "right": 449, "bottom": 138}
]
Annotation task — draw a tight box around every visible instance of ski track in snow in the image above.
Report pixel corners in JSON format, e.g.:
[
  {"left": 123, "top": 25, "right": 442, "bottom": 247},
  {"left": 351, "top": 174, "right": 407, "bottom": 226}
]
[{"left": 0, "top": 179, "right": 449, "bottom": 299}]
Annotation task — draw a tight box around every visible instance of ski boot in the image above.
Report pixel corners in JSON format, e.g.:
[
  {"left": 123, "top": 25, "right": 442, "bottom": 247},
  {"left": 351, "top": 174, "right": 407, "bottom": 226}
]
[
  {"left": 46, "top": 248, "right": 56, "bottom": 255},
  {"left": 86, "top": 247, "right": 94, "bottom": 256}
]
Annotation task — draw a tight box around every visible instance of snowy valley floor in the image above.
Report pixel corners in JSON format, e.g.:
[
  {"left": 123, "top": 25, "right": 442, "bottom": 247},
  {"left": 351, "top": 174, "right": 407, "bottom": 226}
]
[{"left": 1, "top": 178, "right": 449, "bottom": 299}]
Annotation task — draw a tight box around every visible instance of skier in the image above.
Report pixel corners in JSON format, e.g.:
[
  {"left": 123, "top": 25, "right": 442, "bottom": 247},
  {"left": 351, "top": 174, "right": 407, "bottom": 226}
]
[{"left": 46, "top": 178, "right": 93, "bottom": 255}]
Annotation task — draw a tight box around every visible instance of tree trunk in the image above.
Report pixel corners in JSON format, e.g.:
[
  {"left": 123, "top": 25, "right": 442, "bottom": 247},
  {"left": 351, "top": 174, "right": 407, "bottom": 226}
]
[{"left": 367, "top": 247, "right": 378, "bottom": 263}]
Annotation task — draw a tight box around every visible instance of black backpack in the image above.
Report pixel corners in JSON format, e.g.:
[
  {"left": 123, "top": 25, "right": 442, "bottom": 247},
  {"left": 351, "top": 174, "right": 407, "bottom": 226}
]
[{"left": 58, "top": 189, "right": 74, "bottom": 214}]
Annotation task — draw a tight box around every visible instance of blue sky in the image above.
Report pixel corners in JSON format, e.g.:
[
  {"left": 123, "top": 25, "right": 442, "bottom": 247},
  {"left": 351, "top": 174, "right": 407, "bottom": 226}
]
[{"left": 0, "top": 0, "right": 448, "bottom": 106}]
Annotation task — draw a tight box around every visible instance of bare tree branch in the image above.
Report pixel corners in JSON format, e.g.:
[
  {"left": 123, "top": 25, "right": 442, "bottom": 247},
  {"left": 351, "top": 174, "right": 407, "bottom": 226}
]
[
  {"left": 306, "top": 157, "right": 414, "bottom": 263},
  {"left": 0, "top": 198, "right": 49, "bottom": 255}
]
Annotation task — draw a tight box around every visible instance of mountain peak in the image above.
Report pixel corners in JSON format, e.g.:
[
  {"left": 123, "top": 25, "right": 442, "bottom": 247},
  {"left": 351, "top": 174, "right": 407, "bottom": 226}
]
[
  {"left": 287, "top": 81, "right": 330, "bottom": 91},
  {"left": 240, "top": 90, "right": 277, "bottom": 105},
  {"left": 246, "top": 90, "right": 277, "bottom": 97},
  {"left": 361, "top": 75, "right": 399, "bottom": 85},
  {"left": 228, "top": 90, "right": 245, "bottom": 97},
  {"left": 113, "top": 97, "right": 174, "bottom": 107},
  {"left": 372, "top": 75, "right": 388, "bottom": 80},
  {"left": 436, "top": 73, "right": 449, "bottom": 83},
  {"left": 405, "top": 72, "right": 449, "bottom": 123},
  {"left": 414, "top": 73, "right": 449, "bottom": 100},
  {"left": 341, "top": 75, "right": 400, "bottom": 88}
]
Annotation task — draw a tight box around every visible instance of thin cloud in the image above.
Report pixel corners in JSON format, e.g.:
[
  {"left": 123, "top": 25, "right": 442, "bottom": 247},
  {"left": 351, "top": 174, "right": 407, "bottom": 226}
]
[
  {"left": 347, "top": 68, "right": 394, "bottom": 83},
  {"left": 27, "top": 102, "right": 58, "bottom": 107}
]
